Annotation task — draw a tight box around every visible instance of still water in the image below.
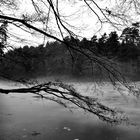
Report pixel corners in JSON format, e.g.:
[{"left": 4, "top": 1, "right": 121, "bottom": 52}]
[{"left": 0, "top": 80, "right": 140, "bottom": 140}]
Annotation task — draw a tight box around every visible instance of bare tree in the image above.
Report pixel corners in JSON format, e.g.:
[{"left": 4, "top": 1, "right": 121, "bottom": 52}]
[{"left": 0, "top": 0, "right": 139, "bottom": 124}]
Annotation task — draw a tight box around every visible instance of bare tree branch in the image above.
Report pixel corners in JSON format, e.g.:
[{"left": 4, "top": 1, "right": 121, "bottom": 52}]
[
  {"left": 0, "top": 81, "right": 129, "bottom": 124},
  {"left": 0, "top": 14, "right": 63, "bottom": 43}
]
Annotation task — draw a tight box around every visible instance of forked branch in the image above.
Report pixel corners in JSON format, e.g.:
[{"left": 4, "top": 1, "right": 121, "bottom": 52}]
[{"left": 0, "top": 81, "right": 128, "bottom": 124}]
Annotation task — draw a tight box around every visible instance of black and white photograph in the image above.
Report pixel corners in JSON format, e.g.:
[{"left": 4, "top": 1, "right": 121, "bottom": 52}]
[{"left": 0, "top": 0, "right": 140, "bottom": 140}]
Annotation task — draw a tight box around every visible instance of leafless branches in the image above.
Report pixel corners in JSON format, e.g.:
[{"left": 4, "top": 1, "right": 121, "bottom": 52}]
[
  {"left": 1, "top": 1, "right": 137, "bottom": 88},
  {"left": 0, "top": 0, "right": 139, "bottom": 43},
  {"left": 0, "top": 0, "right": 18, "bottom": 9},
  {"left": 0, "top": 81, "right": 129, "bottom": 124},
  {"left": 0, "top": 0, "right": 139, "bottom": 124}
]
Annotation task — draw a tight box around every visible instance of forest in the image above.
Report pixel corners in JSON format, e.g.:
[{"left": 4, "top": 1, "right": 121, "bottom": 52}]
[
  {"left": 1, "top": 23, "right": 140, "bottom": 81},
  {"left": 1, "top": 0, "right": 140, "bottom": 128}
]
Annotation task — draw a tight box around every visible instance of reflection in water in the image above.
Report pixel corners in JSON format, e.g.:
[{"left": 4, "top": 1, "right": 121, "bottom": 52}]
[{"left": 0, "top": 82, "right": 140, "bottom": 140}]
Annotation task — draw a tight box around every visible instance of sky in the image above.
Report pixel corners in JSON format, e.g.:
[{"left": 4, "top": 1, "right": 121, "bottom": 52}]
[{"left": 1, "top": 0, "right": 139, "bottom": 47}]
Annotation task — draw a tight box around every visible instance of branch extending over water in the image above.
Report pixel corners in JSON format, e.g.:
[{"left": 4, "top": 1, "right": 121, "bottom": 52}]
[{"left": 0, "top": 81, "right": 128, "bottom": 124}]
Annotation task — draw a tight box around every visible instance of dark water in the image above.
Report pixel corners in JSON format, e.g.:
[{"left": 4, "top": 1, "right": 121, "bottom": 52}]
[{"left": 0, "top": 82, "right": 140, "bottom": 140}]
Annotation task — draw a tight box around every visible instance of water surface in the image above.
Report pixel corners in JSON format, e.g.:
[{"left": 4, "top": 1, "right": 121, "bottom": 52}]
[{"left": 0, "top": 81, "right": 140, "bottom": 140}]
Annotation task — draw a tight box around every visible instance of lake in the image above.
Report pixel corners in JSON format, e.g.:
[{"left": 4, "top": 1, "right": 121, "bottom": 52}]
[{"left": 0, "top": 80, "right": 140, "bottom": 140}]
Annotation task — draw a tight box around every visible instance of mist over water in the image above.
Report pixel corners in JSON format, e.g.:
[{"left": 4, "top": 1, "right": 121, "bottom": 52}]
[{"left": 0, "top": 79, "right": 140, "bottom": 140}]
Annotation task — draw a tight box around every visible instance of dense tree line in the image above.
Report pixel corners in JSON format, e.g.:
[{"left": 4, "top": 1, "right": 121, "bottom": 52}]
[{"left": 0, "top": 24, "right": 140, "bottom": 80}]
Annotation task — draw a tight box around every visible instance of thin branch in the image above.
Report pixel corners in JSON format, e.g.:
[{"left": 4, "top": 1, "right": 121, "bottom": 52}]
[
  {"left": 0, "top": 81, "right": 129, "bottom": 124},
  {"left": 0, "top": 15, "right": 63, "bottom": 43}
]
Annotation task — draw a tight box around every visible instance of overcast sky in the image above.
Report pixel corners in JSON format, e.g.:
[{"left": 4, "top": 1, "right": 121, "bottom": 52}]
[{"left": 2, "top": 0, "right": 139, "bottom": 47}]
